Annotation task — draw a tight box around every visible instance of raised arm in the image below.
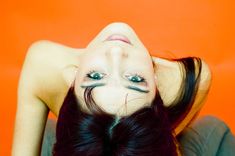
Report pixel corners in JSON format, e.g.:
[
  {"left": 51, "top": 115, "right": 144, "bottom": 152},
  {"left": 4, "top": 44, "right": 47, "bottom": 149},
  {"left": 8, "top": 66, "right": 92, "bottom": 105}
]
[
  {"left": 12, "top": 40, "right": 82, "bottom": 156},
  {"left": 152, "top": 56, "right": 212, "bottom": 135}
]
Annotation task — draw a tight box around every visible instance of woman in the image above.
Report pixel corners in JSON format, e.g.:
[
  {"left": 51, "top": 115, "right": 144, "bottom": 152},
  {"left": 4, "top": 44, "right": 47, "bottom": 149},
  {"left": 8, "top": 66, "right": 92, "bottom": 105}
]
[{"left": 12, "top": 22, "right": 213, "bottom": 155}]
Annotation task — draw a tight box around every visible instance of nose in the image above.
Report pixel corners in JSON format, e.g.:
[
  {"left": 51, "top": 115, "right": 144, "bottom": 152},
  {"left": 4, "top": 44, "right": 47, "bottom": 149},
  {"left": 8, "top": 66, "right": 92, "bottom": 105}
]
[
  {"left": 105, "top": 46, "right": 128, "bottom": 61},
  {"left": 105, "top": 46, "right": 128, "bottom": 69}
]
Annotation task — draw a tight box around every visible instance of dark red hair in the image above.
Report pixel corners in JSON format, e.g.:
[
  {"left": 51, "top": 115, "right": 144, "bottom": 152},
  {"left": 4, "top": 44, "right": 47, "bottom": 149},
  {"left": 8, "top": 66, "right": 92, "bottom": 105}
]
[{"left": 53, "top": 57, "right": 201, "bottom": 156}]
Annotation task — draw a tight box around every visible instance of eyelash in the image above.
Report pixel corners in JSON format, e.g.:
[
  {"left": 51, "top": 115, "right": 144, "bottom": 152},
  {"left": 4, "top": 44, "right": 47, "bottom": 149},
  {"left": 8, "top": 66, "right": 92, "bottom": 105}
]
[{"left": 86, "top": 70, "right": 146, "bottom": 83}]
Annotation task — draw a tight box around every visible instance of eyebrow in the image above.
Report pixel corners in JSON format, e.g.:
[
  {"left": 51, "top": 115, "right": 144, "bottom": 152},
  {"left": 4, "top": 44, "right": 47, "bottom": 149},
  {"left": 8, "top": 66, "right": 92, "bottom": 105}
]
[{"left": 80, "top": 83, "right": 150, "bottom": 93}]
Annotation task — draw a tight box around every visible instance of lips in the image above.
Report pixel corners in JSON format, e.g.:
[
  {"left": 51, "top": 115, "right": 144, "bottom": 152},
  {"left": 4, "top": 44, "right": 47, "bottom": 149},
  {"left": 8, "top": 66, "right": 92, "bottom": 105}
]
[{"left": 105, "top": 34, "right": 132, "bottom": 45}]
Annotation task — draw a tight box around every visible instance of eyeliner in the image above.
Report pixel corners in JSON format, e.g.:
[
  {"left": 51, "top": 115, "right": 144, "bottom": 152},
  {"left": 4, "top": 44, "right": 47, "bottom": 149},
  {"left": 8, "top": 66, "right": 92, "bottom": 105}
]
[{"left": 80, "top": 83, "right": 149, "bottom": 93}]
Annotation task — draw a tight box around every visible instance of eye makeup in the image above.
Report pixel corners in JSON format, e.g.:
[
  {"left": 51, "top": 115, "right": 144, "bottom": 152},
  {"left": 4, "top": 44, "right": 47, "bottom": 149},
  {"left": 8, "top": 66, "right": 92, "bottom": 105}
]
[
  {"left": 80, "top": 70, "right": 149, "bottom": 93},
  {"left": 80, "top": 82, "right": 149, "bottom": 93},
  {"left": 86, "top": 70, "right": 107, "bottom": 80},
  {"left": 86, "top": 70, "right": 147, "bottom": 84}
]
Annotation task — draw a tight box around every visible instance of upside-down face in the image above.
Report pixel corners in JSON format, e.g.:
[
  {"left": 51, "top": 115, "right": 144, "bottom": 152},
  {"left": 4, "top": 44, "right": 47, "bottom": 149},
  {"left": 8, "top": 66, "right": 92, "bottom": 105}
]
[{"left": 74, "top": 22, "right": 157, "bottom": 116}]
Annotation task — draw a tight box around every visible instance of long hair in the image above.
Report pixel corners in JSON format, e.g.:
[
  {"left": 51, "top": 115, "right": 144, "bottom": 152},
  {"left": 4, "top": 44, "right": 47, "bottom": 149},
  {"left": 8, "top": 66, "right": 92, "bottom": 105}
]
[{"left": 53, "top": 57, "right": 202, "bottom": 156}]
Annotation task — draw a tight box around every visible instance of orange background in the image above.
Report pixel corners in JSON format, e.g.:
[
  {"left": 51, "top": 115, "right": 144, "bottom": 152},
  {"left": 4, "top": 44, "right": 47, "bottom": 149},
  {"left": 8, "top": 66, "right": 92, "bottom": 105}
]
[{"left": 1, "top": 0, "right": 235, "bottom": 155}]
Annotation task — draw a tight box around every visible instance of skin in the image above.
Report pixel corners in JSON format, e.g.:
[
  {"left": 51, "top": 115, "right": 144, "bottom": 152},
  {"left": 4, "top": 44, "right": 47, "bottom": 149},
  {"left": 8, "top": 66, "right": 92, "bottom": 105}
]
[
  {"left": 12, "top": 22, "right": 211, "bottom": 156},
  {"left": 74, "top": 23, "right": 157, "bottom": 116}
]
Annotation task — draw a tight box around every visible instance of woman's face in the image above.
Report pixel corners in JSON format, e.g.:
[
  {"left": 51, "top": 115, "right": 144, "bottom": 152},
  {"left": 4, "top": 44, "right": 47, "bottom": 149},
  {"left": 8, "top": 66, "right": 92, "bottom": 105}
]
[{"left": 74, "top": 22, "right": 157, "bottom": 116}]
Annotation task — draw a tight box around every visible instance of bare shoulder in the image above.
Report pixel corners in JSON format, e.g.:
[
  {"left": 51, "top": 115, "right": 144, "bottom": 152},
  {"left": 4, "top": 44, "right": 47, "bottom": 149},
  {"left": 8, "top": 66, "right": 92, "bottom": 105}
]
[
  {"left": 175, "top": 58, "right": 212, "bottom": 134},
  {"left": 25, "top": 40, "right": 81, "bottom": 62},
  {"left": 19, "top": 40, "right": 83, "bottom": 116},
  {"left": 13, "top": 40, "right": 83, "bottom": 155},
  {"left": 198, "top": 59, "right": 212, "bottom": 90},
  {"left": 152, "top": 56, "right": 212, "bottom": 134}
]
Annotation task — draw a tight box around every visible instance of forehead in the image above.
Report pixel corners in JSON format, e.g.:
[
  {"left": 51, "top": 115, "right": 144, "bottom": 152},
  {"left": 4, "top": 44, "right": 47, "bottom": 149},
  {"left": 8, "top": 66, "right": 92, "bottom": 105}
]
[{"left": 75, "top": 84, "right": 155, "bottom": 116}]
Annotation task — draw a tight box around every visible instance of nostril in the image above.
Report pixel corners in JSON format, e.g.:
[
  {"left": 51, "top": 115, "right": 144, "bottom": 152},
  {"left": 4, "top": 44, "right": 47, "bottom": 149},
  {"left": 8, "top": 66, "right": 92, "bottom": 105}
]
[
  {"left": 105, "top": 46, "right": 128, "bottom": 73},
  {"left": 110, "top": 46, "right": 123, "bottom": 53},
  {"left": 105, "top": 46, "right": 128, "bottom": 58}
]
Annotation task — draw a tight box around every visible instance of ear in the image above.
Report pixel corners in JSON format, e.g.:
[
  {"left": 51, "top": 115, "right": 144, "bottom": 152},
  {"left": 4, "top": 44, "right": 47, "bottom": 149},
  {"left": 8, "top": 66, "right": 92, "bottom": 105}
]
[
  {"left": 62, "top": 65, "right": 79, "bottom": 87},
  {"left": 62, "top": 49, "right": 84, "bottom": 87}
]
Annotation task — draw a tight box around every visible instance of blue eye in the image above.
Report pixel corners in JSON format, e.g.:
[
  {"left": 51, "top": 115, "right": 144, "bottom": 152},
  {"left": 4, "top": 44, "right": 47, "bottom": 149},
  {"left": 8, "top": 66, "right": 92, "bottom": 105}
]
[
  {"left": 86, "top": 70, "right": 105, "bottom": 80},
  {"left": 126, "top": 74, "right": 145, "bottom": 83},
  {"left": 86, "top": 70, "right": 146, "bottom": 83}
]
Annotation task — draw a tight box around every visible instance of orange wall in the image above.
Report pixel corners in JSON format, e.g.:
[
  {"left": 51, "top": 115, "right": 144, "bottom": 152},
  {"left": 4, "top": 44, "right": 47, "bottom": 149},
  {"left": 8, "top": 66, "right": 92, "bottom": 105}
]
[{"left": 1, "top": 0, "right": 235, "bottom": 155}]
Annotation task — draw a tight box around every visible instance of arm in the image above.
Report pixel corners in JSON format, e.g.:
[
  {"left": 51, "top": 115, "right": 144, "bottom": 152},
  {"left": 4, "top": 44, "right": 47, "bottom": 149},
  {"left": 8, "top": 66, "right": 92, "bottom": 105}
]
[
  {"left": 152, "top": 57, "right": 212, "bottom": 135},
  {"left": 174, "top": 59, "right": 212, "bottom": 135},
  {"left": 12, "top": 40, "right": 82, "bottom": 155}
]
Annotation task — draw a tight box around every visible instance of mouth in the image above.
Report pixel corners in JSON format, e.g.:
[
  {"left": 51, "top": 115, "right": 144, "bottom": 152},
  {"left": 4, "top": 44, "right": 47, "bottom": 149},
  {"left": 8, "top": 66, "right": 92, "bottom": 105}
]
[{"left": 104, "top": 34, "right": 132, "bottom": 45}]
